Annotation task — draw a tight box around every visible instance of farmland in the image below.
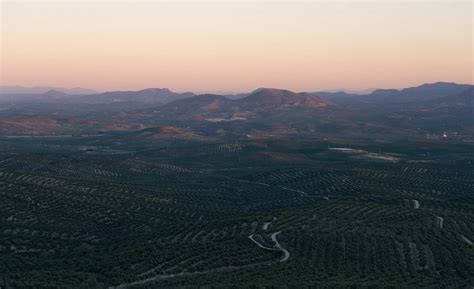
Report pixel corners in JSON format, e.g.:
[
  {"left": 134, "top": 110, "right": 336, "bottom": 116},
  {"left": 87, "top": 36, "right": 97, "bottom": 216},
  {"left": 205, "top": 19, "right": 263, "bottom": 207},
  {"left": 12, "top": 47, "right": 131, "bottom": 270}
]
[{"left": 0, "top": 134, "right": 472, "bottom": 288}]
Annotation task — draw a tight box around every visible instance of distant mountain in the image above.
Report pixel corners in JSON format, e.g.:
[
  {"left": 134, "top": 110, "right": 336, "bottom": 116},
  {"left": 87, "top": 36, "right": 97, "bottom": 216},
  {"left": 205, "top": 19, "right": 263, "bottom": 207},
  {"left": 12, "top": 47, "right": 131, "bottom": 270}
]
[
  {"left": 0, "top": 87, "right": 195, "bottom": 109},
  {"left": 42, "top": 89, "right": 69, "bottom": 98},
  {"left": 223, "top": 93, "right": 249, "bottom": 100},
  {"left": 414, "top": 86, "right": 473, "bottom": 119},
  {"left": 224, "top": 89, "right": 368, "bottom": 100},
  {"left": 154, "top": 94, "right": 228, "bottom": 118},
  {"left": 1, "top": 83, "right": 471, "bottom": 137},
  {"left": 381, "top": 86, "right": 474, "bottom": 134},
  {"left": 0, "top": 89, "right": 77, "bottom": 104},
  {"left": 0, "top": 85, "right": 98, "bottom": 95},
  {"left": 150, "top": 88, "right": 331, "bottom": 121},
  {"left": 427, "top": 86, "right": 473, "bottom": 107},
  {"left": 244, "top": 88, "right": 329, "bottom": 108},
  {"left": 83, "top": 88, "right": 195, "bottom": 105},
  {"left": 311, "top": 91, "right": 361, "bottom": 104},
  {"left": 367, "top": 82, "right": 472, "bottom": 103},
  {"left": 318, "top": 88, "right": 376, "bottom": 94},
  {"left": 314, "top": 82, "right": 472, "bottom": 104}
]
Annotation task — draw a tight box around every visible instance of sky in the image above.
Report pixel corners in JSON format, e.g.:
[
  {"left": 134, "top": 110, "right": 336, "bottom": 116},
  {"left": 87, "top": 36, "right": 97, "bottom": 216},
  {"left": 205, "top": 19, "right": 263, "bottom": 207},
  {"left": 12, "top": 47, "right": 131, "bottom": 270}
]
[{"left": 0, "top": 1, "right": 472, "bottom": 93}]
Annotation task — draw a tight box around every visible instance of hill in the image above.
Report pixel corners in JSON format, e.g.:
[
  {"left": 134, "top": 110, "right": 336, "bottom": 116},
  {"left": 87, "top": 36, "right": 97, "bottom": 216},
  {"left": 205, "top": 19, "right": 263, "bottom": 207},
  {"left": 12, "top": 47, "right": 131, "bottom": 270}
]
[
  {"left": 242, "top": 88, "right": 329, "bottom": 109},
  {"left": 86, "top": 88, "right": 195, "bottom": 105},
  {"left": 151, "top": 88, "right": 332, "bottom": 121},
  {"left": 314, "top": 82, "right": 472, "bottom": 105},
  {"left": 433, "top": 86, "right": 473, "bottom": 107}
]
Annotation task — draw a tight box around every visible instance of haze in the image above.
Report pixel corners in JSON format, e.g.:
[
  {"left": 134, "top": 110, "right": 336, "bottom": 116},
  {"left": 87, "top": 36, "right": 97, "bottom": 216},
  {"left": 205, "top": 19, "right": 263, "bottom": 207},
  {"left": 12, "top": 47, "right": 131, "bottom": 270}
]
[{"left": 1, "top": 1, "right": 472, "bottom": 93}]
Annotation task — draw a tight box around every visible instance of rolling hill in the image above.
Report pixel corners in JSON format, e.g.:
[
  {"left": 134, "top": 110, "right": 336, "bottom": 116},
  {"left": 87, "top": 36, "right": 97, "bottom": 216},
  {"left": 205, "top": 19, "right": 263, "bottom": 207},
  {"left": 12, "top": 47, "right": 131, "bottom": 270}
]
[{"left": 150, "top": 88, "right": 332, "bottom": 120}]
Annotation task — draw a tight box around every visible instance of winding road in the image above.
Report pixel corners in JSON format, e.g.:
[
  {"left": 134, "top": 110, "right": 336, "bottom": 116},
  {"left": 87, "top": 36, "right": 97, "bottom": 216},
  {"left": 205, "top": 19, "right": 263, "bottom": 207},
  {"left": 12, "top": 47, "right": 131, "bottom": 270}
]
[
  {"left": 262, "top": 222, "right": 271, "bottom": 230},
  {"left": 412, "top": 199, "right": 420, "bottom": 209},
  {"left": 280, "top": 186, "right": 307, "bottom": 197},
  {"left": 248, "top": 234, "right": 279, "bottom": 251},
  {"left": 271, "top": 231, "right": 290, "bottom": 262},
  {"left": 461, "top": 235, "right": 473, "bottom": 246},
  {"left": 248, "top": 231, "right": 290, "bottom": 262},
  {"left": 436, "top": 216, "right": 444, "bottom": 229}
]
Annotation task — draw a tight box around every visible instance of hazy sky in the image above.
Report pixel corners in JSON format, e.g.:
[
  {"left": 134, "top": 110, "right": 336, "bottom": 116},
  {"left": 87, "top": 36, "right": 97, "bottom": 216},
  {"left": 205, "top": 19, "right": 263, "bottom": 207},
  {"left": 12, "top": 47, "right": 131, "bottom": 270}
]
[{"left": 1, "top": 1, "right": 472, "bottom": 93}]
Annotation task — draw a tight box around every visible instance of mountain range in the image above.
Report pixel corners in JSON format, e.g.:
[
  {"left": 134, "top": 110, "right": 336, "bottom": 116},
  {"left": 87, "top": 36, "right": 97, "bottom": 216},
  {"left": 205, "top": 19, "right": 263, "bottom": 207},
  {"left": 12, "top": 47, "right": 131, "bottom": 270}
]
[
  {"left": 0, "top": 82, "right": 472, "bottom": 138},
  {"left": 150, "top": 88, "right": 330, "bottom": 121},
  {"left": 82, "top": 88, "right": 195, "bottom": 105},
  {"left": 0, "top": 85, "right": 98, "bottom": 95},
  {"left": 1, "top": 82, "right": 470, "bottom": 107},
  {"left": 314, "top": 82, "right": 472, "bottom": 104}
]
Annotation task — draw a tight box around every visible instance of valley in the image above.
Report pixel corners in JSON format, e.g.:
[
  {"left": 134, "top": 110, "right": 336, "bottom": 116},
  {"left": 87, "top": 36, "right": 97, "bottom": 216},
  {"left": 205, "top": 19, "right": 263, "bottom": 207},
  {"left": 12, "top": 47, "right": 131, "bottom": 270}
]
[
  {"left": 2, "top": 1, "right": 472, "bottom": 287},
  {"left": 0, "top": 82, "right": 472, "bottom": 288},
  {"left": 0, "top": 133, "right": 472, "bottom": 288}
]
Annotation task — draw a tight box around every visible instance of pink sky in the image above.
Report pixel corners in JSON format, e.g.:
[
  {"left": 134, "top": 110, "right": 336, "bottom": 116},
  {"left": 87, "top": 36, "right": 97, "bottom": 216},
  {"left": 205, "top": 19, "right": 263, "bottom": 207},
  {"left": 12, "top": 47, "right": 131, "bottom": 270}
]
[{"left": 1, "top": 1, "right": 472, "bottom": 93}]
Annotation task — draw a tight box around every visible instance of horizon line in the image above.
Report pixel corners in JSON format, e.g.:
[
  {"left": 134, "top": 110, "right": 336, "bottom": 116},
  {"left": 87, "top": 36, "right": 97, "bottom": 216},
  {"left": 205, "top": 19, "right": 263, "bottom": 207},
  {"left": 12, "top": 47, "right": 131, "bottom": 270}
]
[{"left": 1, "top": 80, "right": 472, "bottom": 95}]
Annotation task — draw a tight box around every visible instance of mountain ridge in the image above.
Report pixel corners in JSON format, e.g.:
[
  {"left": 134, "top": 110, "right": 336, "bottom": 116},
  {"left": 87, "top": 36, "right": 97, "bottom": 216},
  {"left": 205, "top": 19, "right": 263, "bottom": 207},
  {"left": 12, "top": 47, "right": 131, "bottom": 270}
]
[
  {"left": 313, "top": 82, "right": 473, "bottom": 104},
  {"left": 0, "top": 85, "right": 98, "bottom": 95}
]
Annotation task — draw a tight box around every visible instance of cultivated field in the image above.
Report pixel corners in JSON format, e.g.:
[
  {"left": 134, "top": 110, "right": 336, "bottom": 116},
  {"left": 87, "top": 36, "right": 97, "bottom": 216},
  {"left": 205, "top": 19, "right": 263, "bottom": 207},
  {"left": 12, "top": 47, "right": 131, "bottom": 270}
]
[{"left": 0, "top": 135, "right": 472, "bottom": 288}]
